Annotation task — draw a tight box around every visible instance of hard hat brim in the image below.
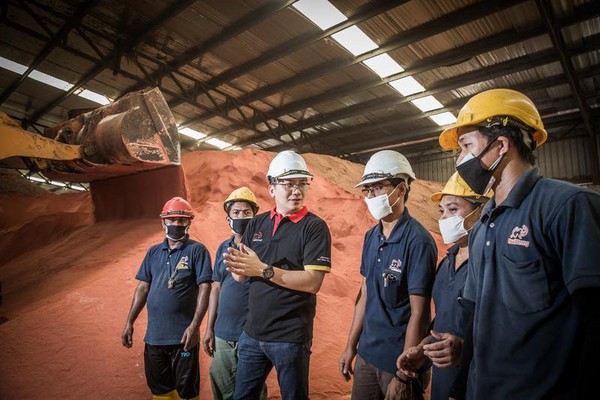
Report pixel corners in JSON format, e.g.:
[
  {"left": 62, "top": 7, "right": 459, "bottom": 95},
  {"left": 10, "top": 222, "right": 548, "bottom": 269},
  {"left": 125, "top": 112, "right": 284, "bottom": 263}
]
[
  {"left": 439, "top": 126, "right": 460, "bottom": 150},
  {"left": 272, "top": 172, "right": 313, "bottom": 180},
  {"left": 355, "top": 176, "right": 388, "bottom": 188},
  {"left": 160, "top": 212, "right": 194, "bottom": 219}
]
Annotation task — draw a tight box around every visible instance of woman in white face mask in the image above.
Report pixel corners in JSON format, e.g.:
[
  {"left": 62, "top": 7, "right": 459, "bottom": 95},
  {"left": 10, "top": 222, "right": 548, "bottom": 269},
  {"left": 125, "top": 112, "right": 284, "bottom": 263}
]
[{"left": 396, "top": 172, "right": 491, "bottom": 400}]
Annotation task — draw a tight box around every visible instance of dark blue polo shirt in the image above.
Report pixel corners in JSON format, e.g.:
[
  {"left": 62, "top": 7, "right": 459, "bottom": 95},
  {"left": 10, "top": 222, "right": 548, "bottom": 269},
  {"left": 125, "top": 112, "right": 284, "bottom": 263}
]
[
  {"left": 430, "top": 244, "right": 468, "bottom": 400},
  {"left": 464, "top": 167, "right": 600, "bottom": 399},
  {"left": 136, "top": 237, "right": 212, "bottom": 345},
  {"left": 241, "top": 206, "right": 332, "bottom": 343},
  {"left": 357, "top": 208, "right": 437, "bottom": 373},
  {"left": 213, "top": 237, "right": 250, "bottom": 341}
]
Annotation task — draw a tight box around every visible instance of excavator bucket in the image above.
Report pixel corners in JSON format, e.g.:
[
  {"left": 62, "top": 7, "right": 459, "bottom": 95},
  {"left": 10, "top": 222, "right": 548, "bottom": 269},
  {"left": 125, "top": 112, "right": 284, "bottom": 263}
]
[{"left": 0, "top": 88, "right": 180, "bottom": 183}]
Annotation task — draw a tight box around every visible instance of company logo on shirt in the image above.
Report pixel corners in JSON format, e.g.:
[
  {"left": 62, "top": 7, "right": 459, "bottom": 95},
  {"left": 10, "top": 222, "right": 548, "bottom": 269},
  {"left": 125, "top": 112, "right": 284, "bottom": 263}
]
[
  {"left": 389, "top": 259, "right": 402, "bottom": 272},
  {"left": 176, "top": 255, "right": 190, "bottom": 270},
  {"left": 507, "top": 224, "right": 530, "bottom": 247},
  {"left": 317, "top": 256, "right": 330, "bottom": 263},
  {"left": 252, "top": 232, "right": 263, "bottom": 242}
]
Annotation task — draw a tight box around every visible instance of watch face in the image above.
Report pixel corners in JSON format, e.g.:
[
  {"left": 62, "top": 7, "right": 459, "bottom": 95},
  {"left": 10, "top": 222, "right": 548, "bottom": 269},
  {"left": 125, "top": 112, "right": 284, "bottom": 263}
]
[{"left": 262, "top": 266, "right": 274, "bottom": 280}]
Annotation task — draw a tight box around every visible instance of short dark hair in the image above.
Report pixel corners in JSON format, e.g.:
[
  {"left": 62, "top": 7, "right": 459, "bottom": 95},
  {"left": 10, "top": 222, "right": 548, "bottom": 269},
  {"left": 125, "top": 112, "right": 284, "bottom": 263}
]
[
  {"left": 389, "top": 177, "right": 410, "bottom": 202},
  {"left": 478, "top": 125, "right": 536, "bottom": 165},
  {"left": 225, "top": 200, "right": 258, "bottom": 215}
]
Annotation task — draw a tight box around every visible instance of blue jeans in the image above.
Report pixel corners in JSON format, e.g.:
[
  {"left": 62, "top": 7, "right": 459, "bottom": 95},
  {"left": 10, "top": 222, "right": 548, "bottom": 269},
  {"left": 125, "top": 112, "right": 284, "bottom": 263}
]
[{"left": 233, "top": 331, "right": 312, "bottom": 400}]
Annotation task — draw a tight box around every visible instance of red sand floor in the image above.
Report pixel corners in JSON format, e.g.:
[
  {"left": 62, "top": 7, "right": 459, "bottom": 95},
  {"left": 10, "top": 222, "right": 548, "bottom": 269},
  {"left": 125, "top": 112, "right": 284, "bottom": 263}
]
[{"left": 0, "top": 149, "right": 445, "bottom": 399}]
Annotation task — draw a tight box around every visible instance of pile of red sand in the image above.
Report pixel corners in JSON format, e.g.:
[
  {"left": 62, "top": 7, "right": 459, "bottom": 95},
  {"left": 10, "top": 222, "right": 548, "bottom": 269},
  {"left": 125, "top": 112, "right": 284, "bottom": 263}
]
[{"left": 0, "top": 149, "right": 445, "bottom": 399}]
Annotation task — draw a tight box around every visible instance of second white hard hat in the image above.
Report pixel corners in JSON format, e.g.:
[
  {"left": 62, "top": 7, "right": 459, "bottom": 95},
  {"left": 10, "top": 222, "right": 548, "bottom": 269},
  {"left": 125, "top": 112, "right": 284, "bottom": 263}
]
[{"left": 356, "top": 150, "right": 416, "bottom": 187}]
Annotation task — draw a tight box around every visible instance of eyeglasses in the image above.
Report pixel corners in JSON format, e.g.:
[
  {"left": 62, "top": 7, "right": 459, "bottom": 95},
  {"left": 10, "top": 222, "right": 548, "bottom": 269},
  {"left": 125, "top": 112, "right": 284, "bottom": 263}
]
[
  {"left": 361, "top": 184, "right": 394, "bottom": 196},
  {"left": 274, "top": 182, "right": 311, "bottom": 191}
]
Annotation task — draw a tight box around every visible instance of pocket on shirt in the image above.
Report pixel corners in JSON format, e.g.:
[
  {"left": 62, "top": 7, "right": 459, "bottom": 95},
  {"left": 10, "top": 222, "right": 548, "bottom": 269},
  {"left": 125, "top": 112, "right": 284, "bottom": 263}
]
[
  {"left": 381, "top": 269, "right": 409, "bottom": 309},
  {"left": 500, "top": 255, "right": 550, "bottom": 314}
]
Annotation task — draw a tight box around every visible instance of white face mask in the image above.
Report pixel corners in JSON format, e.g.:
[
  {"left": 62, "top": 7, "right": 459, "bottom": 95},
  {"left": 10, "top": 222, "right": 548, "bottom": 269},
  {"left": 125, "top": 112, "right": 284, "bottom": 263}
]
[
  {"left": 438, "top": 215, "right": 468, "bottom": 244},
  {"left": 438, "top": 207, "right": 479, "bottom": 244},
  {"left": 364, "top": 185, "right": 401, "bottom": 220}
]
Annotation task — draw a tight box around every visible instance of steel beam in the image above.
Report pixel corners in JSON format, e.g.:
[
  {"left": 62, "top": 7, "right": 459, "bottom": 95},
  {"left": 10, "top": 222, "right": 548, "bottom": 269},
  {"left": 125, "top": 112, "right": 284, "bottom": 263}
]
[
  {"left": 536, "top": 0, "right": 600, "bottom": 183},
  {"left": 0, "top": 0, "right": 99, "bottom": 106},
  {"left": 24, "top": 0, "right": 196, "bottom": 127},
  {"left": 119, "top": 0, "right": 298, "bottom": 98},
  {"left": 240, "top": 34, "right": 600, "bottom": 149}
]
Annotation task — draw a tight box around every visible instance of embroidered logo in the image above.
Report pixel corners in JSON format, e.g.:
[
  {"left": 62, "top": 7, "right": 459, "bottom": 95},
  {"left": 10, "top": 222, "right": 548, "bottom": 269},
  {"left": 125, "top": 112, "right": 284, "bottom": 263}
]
[
  {"left": 317, "top": 256, "right": 330, "bottom": 263},
  {"left": 389, "top": 259, "right": 402, "bottom": 272},
  {"left": 252, "top": 232, "right": 263, "bottom": 242},
  {"left": 176, "top": 255, "right": 190, "bottom": 270},
  {"left": 507, "top": 224, "right": 530, "bottom": 247}
]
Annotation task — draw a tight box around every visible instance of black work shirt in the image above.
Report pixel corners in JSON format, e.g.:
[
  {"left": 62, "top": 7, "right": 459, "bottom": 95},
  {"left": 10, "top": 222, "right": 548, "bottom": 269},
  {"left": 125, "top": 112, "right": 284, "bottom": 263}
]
[
  {"left": 241, "top": 206, "right": 332, "bottom": 343},
  {"left": 464, "top": 167, "right": 600, "bottom": 399}
]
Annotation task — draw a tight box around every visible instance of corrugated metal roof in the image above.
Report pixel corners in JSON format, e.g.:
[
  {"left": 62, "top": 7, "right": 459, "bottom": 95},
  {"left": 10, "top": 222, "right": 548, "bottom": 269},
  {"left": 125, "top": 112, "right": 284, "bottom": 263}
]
[{"left": 0, "top": 0, "right": 598, "bottom": 171}]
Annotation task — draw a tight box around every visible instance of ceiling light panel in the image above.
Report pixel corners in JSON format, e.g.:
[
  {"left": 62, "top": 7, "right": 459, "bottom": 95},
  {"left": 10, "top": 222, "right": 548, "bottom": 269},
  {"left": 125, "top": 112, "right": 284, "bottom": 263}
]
[
  {"left": 362, "top": 54, "right": 404, "bottom": 78},
  {"left": 411, "top": 96, "right": 444, "bottom": 112},
  {"left": 332, "top": 26, "right": 378, "bottom": 56},
  {"left": 292, "top": 0, "right": 347, "bottom": 30},
  {"left": 389, "top": 76, "right": 426, "bottom": 96}
]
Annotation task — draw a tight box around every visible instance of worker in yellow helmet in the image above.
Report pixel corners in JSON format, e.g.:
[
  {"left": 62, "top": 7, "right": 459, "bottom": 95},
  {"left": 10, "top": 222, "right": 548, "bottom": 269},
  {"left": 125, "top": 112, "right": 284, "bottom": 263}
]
[
  {"left": 438, "top": 88, "right": 600, "bottom": 399},
  {"left": 397, "top": 172, "right": 491, "bottom": 400},
  {"left": 202, "top": 187, "right": 266, "bottom": 400}
]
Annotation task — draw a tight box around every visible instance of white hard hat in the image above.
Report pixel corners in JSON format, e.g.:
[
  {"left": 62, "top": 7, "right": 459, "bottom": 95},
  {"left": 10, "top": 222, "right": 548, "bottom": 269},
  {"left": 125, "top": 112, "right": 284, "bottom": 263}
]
[
  {"left": 355, "top": 150, "right": 416, "bottom": 187},
  {"left": 266, "top": 151, "right": 313, "bottom": 182}
]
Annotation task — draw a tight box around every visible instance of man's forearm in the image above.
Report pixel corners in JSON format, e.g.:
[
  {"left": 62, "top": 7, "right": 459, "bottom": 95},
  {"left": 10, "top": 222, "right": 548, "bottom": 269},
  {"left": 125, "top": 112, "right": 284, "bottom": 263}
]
[
  {"left": 190, "top": 282, "right": 211, "bottom": 328},
  {"left": 269, "top": 267, "right": 326, "bottom": 294},
  {"left": 205, "top": 283, "right": 220, "bottom": 332},
  {"left": 125, "top": 283, "right": 150, "bottom": 325}
]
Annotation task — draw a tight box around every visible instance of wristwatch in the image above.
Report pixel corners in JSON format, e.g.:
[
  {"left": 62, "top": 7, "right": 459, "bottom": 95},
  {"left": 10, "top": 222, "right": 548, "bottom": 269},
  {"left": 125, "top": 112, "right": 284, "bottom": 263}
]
[{"left": 261, "top": 264, "right": 274, "bottom": 280}]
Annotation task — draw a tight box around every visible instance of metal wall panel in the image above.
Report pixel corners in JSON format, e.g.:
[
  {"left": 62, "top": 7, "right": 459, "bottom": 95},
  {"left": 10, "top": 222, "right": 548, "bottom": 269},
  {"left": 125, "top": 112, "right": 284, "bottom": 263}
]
[{"left": 409, "top": 136, "right": 597, "bottom": 183}]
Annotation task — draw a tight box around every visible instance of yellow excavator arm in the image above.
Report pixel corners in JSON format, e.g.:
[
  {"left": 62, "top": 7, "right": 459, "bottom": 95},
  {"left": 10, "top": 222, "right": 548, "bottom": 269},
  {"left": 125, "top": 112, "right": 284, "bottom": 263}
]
[{"left": 0, "top": 88, "right": 180, "bottom": 182}]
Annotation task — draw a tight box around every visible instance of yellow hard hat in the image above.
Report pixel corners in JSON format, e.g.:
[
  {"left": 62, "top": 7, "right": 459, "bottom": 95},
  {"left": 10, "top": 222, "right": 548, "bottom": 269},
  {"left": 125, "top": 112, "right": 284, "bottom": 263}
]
[
  {"left": 224, "top": 187, "right": 259, "bottom": 213},
  {"left": 439, "top": 88, "right": 547, "bottom": 150},
  {"left": 431, "top": 172, "right": 493, "bottom": 202}
]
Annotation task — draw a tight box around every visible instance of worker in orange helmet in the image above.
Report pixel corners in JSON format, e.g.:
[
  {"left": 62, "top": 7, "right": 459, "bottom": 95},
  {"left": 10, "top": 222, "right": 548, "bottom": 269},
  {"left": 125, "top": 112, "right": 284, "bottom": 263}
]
[{"left": 122, "top": 196, "right": 212, "bottom": 400}]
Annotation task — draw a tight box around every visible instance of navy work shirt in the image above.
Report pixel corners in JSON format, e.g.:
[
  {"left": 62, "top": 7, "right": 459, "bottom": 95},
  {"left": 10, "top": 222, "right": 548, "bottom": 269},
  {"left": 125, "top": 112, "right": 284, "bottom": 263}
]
[
  {"left": 430, "top": 244, "right": 469, "bottom": 400},
  {"left": 358, "top": 208, "right": 437, "bottom": 373},
  {"left": 242, "top": 206, "right": 332, "bottom": 343},
  {"left": 464, "top": 167, "right": 600, "bottom": 399},
  {"left": 136, "top": 236, "right": 212, "bottom": 345},
  {"left": 213, "top": 236, "right": 250, "bottom": 341}
]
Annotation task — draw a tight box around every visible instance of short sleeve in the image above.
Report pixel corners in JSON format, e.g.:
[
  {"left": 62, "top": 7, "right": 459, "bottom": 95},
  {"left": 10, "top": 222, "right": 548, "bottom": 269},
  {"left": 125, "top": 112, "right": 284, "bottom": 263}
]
[
  {"left": 462, "top": 258, "right": 477, "bottom": 303},
  {"left": 302, "top": 218, "right": 332, "bottom": 272},
  {"left": 193, "top": 244, "right": 213, "bottom": 285},
  {"left": 406, "top": 242, "right": 437, "bottom": 296},
  {"left": 552, "top": 192, "right": 600, "bottom": 293},
  {"left": 135, "top": 249, "right": 153, "bottom": 283},
  {"left": 241, "top": 218, "right": 257, "bottom": 247},
  {"left": 359, "top": 231, "right": 371, "bottom": 277},
  {"left": 212, "top": 242, "right": 227, "bottom": 282}
]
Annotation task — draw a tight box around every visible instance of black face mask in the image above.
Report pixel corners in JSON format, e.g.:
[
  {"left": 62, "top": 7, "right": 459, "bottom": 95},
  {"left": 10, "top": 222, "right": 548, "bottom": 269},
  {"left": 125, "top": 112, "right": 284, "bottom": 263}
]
[
  {"left": 229, "top": 217, "right": 252, "bottom": 235},
  {"left": 456, "top": 137, "right": 504, "bottom": 195},
  {"left": 165, "top": 224, "right": 188, "bottom": 241}
]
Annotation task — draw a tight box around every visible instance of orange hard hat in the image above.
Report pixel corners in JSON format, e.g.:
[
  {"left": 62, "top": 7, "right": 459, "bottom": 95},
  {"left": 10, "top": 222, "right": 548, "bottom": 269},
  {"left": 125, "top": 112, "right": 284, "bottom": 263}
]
[{"left": 160, "top": 197, "right": 194, "bottom": 219}]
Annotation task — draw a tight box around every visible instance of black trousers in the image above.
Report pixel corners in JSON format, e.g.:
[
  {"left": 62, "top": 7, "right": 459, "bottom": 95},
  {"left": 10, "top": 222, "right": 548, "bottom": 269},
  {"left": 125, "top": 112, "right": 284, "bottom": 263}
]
[{"left": 144, "top": 343, "right": 199, "bottom": 399}]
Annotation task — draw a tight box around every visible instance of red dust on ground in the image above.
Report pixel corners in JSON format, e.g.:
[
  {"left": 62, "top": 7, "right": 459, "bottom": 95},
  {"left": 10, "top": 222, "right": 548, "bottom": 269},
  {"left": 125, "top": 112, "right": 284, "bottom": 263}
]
[{"left": 0, "top": 149, "right": 445, "bottom": 399}]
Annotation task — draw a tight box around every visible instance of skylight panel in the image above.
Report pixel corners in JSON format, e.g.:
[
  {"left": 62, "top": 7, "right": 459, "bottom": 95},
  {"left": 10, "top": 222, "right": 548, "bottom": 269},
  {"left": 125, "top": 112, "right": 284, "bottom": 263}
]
[
  {"left": 411, "top": 96, "right": 444, "bottom": 112},
  {"left": 429, "top": 112, "right": 458, "bottom": 126},
  {"left": 292, "top": 0, "right": 347, "bottom": 30},
  {"left": 362, "top": 54, "right": 404, "bottom": 78},
  {"left": 389, "top": 76, "right": 426, "bottom": 96},
  {"left": 332, "top": 26, "right": 378, "bottom": 56}
]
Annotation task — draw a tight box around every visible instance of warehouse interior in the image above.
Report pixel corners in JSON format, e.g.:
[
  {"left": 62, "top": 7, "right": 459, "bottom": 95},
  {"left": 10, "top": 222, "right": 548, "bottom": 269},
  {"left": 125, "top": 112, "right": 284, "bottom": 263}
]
[{"left": 0, "top": 0, "right": 599, "bottom": 399}]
